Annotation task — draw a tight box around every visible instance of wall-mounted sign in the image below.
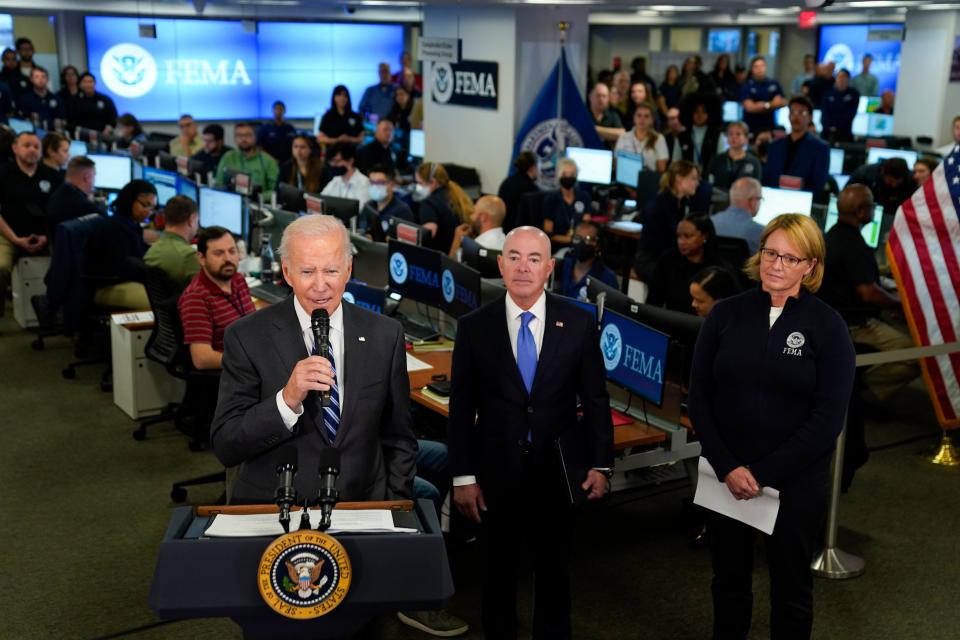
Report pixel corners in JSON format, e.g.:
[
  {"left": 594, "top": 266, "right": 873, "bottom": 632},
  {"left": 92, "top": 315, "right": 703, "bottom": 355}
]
[
  {"left": 418, "top": 37, "right": 461, "bottom": 64},
  {"left": 430, "top": 60, "right": 498, "bottom": 111}
]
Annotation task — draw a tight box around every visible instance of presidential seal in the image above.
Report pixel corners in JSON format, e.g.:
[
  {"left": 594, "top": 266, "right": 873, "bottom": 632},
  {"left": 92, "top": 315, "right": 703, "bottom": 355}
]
[{"left": 257, "top": 530, "right": 352, "bottom": 619}]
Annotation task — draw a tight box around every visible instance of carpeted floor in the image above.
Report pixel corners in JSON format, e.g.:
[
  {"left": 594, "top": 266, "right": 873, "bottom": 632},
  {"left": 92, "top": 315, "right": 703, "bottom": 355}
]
[{"left": 1, "top": 309, "right": 958, "bottom": 640}]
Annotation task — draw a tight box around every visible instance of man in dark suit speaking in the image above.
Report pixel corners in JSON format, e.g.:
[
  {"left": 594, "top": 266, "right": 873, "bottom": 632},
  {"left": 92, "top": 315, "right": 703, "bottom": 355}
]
[
  {"left": 449, "top": 226, "right": 614, "bottom": 639},
  {"left": 211, "top": 214, "right": 417, "bottom": 504}
]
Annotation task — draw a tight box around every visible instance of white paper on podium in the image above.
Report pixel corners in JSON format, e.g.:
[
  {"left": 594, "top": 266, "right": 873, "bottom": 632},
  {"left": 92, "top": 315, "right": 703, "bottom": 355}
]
[
  {"left": 693, "top": 457, "right": 781, "bottom": 535},
  {"left": 204, "top": 509, "right": 418, "bottom": 538},
  {"left": 406, "top": 353, "right": 432, "bottom": 372}
]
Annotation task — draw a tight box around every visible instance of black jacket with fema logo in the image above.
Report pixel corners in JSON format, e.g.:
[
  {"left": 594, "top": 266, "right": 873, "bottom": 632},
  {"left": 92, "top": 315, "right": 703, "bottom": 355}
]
[{"left": 687, "top": 285, "right": 855, "bottom": 491}]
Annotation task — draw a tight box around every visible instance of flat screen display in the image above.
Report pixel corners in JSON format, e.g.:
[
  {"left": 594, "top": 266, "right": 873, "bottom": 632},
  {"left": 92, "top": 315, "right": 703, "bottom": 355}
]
[
  {"left": 615, "top": 151, "right": 645, "bottom": 187},
  {"left": 829, "top": 148, "right": 845, "bottom": 176},
  {"left": 825, "top": 195, "right": 882, "bottom": 249},
  {"left": 599, "top": 309, "right": 669, "bottom": 406},
  {"left": 387, "top": 238, "right": 442, "bottom": 306},
  {"left": 722, "top": 100, "right": 742, "bottom": 122},
  {"left": 755, "top": 186, "right": 814, "bottom": 226},
  {"left": 409, "top": 129, "right": 425, "bottom": 158},
  {"left": 69, "top": 140, "right": 88, "bottom": 159},
  {"left": 818, "top": 23, "right": 902, "bottom": 94},
  {"left": 143, "top": 166, "right": 178, "bottom": 206},
  {"left": 88, "top": 153, "right": 133, "bottom": 191},
  {"left": 199, "top": 186, "right": 245, "bottom": 237},
  {"left": 708, "top": 29, "right": 742, "bottom": 54},
  {"left": 344, "top": 280, "right": 386, "bottom": 314},
  {"left": 438, "top": 254, "right": 481, "bottom": 319},
  {"left": 867, "top": 147, "right": 917, "bottom": 170},
  {"left": 566, "top": 146, "right": 612, "bottom": 185}
]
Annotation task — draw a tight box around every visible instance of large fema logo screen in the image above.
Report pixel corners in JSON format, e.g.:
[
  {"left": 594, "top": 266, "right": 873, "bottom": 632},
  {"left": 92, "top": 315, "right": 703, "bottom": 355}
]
[
  {"left": 85, "top": 17, "right": 403, "bottom": 121},
  {"left": 817, "top": 23, "right": 902, "bottom": 94}
]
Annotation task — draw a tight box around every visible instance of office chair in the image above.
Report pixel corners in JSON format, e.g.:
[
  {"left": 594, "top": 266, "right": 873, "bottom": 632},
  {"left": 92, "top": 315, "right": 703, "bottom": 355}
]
[
  {"left": 516, "top": 190, "right": 547, "bottom": 230},
  {"left": 714, "top": 236, "right": 752, "bottom": 288},
  {"left": 635, "top": 170, "right": 662, "bottom": 210}
]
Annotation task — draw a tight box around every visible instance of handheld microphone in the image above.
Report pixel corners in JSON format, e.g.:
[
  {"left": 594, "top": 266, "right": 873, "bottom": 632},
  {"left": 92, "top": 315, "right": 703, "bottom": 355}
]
[
  {"left": 316, "top": 447, "right": 341, "bottom": 532},
  {"left": 311, "top": 308, "right": 332, "bottom": 408},
  {"left": 274, "top": 446, "right": 298, "bottom": 533}
]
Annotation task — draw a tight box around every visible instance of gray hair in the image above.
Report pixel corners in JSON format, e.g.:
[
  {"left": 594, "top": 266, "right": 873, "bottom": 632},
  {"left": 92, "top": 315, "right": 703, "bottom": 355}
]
[
  {"left": 730, "top": 177, "right": 761, "bottom": 205},
  {"left": 278, "top": 214, "right": 352, "bottom": 265},
  {"left": 556, "top": 157, "right": 578, "bottom": 177}
]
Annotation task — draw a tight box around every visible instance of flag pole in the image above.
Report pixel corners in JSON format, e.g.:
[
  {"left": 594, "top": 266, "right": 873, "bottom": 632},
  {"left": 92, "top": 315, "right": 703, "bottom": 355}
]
[{"left": 555, "top": 22, "right": 570, "bottom": 159}]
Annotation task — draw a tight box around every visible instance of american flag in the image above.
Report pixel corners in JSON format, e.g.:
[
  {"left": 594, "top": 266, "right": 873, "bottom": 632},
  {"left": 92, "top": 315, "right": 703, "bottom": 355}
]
[{"left": 887, "top": 142, "right": 960, "bottom": 428}]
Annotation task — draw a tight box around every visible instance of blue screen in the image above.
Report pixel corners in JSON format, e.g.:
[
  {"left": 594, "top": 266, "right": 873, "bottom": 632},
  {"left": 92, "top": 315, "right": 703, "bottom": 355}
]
[
  {"left": 345, "top": 280, "right": 386, "bottom": 314},
  {"left": 387, "top": 239, "right": 443, "bottom": 306},
  {"left": 85, "top": 16, "right": 403, "bottom": 120},
  {"left": 818, "top": 24, "right": 902, "bottom": 94},
  {"left": 438, "top": 254, "right": 481, "bottom": 319},
  {"left": 599, "top": 309, "right": 669, "bottom": 405},
  {"left": 143, "top": 166, "right": 178, "bottom": 206}
]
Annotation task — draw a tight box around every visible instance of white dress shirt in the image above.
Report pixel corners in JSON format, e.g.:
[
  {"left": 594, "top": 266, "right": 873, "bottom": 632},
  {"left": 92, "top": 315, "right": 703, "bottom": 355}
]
[
  {"left": 453, "top": 291, "right": 546, "bottom": 487},
  {"left": 275, "top": 298, "right": 346, "bottom": 429},
  {"left": 321, "top": 169, "right": 370, "bottom": 205},
  {"left": 475, "top": 226, "right": 506, "bottom": 251}
]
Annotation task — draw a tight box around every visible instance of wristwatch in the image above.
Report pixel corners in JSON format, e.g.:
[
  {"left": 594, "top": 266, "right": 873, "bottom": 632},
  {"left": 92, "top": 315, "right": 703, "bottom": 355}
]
[
  {"left": 594, "top": 467, "right": 615, "bottom": 480},
  {"left": 764, "top": 101, "right": 771, "bottom": 110}
]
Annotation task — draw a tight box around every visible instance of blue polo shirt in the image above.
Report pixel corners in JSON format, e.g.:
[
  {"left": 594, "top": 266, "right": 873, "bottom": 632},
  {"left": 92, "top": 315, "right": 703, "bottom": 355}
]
[{"left": 740, "top": 77, "right": 784, "bottom": 132}]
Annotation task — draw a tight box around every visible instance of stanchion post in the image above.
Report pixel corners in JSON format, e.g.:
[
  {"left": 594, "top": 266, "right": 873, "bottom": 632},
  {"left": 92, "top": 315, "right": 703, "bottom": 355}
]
[{"left": 811, "top": 419, "right": 865, "bottom": 579}]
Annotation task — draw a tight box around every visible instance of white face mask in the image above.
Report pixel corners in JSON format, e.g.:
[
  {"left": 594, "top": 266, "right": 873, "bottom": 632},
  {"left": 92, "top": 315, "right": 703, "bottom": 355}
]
[
  {"left": 369, "top": 184, "right": 388, "bottom": 202},
  {"left": 412, "top": 183, "right": 431, "bottom": 201}
]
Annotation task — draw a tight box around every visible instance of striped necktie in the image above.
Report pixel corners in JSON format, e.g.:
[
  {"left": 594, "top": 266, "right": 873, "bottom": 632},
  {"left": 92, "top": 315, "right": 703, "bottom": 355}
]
[{"left": 312, "top": 339, "right": 340, "bottom": 441}]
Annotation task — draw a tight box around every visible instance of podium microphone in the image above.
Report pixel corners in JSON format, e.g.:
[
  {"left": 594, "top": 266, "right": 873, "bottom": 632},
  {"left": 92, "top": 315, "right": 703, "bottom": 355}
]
[
  {"left": 311, "top": 308, "right": 332, "bottom": 408},
  {"left": 316, "top": 447, "right": 341, "bottom": 532},
  {"left": 275, "top": 446, "right": 299, "bottom": 533}
]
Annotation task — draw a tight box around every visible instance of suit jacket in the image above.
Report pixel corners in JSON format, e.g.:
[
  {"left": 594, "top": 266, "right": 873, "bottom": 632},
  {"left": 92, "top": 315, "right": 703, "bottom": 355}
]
[
  {"left": 448, "top": 293, "right": 613, "bottom": 496},
  {"left": 211, "top": 297, "right": 418, "bottom": 504},
  {"left": 762, "top": 132, "right": 829, "bottom": 196}
]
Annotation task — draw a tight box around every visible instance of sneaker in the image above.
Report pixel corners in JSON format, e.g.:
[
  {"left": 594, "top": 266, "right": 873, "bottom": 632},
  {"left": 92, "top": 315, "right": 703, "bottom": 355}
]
[{"left": 397, "top": 610, "right": 469, "bottom": 637}]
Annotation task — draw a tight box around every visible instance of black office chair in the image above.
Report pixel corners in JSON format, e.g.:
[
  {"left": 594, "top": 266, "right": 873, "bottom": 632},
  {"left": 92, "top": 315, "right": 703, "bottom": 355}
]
[
  {"left": 635, "top": 170, "right": 662, "bottom": 210},
  {"left": 516, "top": 190, "right": 548, "bottom": 230},
  {"left": 714, "top": 236, "right": 753, "bottom": 291}
]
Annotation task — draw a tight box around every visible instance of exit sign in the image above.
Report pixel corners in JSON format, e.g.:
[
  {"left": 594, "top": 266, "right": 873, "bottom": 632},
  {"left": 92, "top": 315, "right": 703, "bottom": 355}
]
[{"left": 799, "top": 11, "right": 817, "bottom": 29}]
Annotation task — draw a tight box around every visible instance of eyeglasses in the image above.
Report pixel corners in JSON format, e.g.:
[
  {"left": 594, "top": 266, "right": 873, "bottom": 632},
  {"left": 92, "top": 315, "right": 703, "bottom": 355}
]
[
  {"left": 760, "top": 248, "right": 807, "bottom": 268},
  {"left": 135, "top": 198, "right": 157, "bottom": 211}
]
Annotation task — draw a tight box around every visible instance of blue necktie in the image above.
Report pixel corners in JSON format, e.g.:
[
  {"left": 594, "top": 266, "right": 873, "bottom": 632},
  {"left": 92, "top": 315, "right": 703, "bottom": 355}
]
[
  {"left": 517, "top": 311, "right": 537, "bottom": 394},
  {"left": 313, "top": 338, "right": 340, "bottom": 441}
]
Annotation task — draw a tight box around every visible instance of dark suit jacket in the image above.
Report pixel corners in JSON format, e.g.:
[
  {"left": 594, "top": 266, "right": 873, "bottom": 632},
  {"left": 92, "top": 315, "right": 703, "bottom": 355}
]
[
  {"left": 448, "top": 293, "right": 613, "bottom": 498},
  {"left": 762, "top": 132, "right": 829, "bottom": 196},
  {"left": 211, "top": 297, "right": 418, "bottom": 504}
]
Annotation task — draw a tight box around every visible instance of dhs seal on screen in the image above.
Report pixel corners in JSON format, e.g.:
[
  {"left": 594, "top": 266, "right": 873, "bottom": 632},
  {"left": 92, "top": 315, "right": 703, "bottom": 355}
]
[
  {"left": 101, "top": 43, "right": 158, "bottom": 98},
  {"left": 431, "top": 60, "right": 498, "bottom": 110}
]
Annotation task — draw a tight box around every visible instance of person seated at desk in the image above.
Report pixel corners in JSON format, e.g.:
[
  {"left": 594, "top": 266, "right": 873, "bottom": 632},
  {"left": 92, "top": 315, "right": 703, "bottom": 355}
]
[
  {"left": 647, "top": 214, "right": 732, "bottom": 314},
  {"left": 542, "top": 158, "right": 592, "bottom": 246},
  {"left": 614, "top": 102, "right": 668, "bottom": 172},
  {"left": 449, "top": 194, "right": 507, "bottom": 258},
  {"left": 85, "top": 180, "right": 157, "bottom": 310},
  {"left": 169, "top": 114, "right": 203, "bottom": 157},
  {"left": 633, "top": 159, "right": 700, "bottom": 282},
  {"left": 257, "top": 100, "right": 297, "bottom": 164},
  {"left": 707, "top": 121, "right": 762, "bottom": 191},
  {"left": 762, "top": 96, "right": 829, "bottom": 198},
  {"left": 316, "top": 85, "right": 365, "bottom": 147},
  {"left": 553, "top": 220, "right": 618, "bottom": 299},
  {"left": 215, "top": 122, "right": 280, "bottom": 198},
  {"left": 45, "top": 155, "right": 102, "bottom": 239},
  {"left": 144, "top": 195, "right": 200, "bottom": 288},
  {"left": 711, "top": 176, "right": 765, "bottom": 254},
  {"left": 848, "top": 157, "right": 915, "bottom": 218},
  {"left": 818, "top": 185, "right": 920, "bottom": 401},
  {"left": 689, "top": 265, "right": 741, "bottom": 317},
  {"left": 41, "top": 132, "right": 70, "bottom": 176},
  {"left": 178, "top": 225, "right": 255, "bottom": 371},
  {"left": 192, "top": 124, "right": 231, "bottom": 178},
  {"left": 320, "top": 141, "right": 370, "bottom": 204},
  {"left": 356, "top": 119, "right": 406, "bottom": 177},
  {"left": 821, "top": 69, "right": 860, "bottom": 143},
  {"left": 279, "top": 134, "right": 326, "bottom": 194},
  {"left": 414, "top": 161, "right": 472, "bottom": 254},
  {"left": 360, "top": 164, "right": 413, "bottom": 241},
  {"left": 497, "top": 151, "right": 540, "bottom": 232}
]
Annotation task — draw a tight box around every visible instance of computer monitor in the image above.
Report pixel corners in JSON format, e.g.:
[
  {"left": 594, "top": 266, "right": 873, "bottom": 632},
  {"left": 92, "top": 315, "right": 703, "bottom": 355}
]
[
  {"left": 824, "top": 195, "right": 883, "bottom": 249},
  {"left": 722, "top": 101, "right": 742, "bottom": 122},
  {"left": 88, "top": 153, "right": 133, "bottom": 191},
  {"left": 557, "top": 295, "right": 598, "bottom": 324},
  {"left": 438, "top": 255, "right": 481, "bottom": 319},
  {"left": 866, "top": 114, "right": 894, "bottom": 138},
  {"left": 344, "top": 280, "right": 387, "bottom": 314},
  {"left": 851, "top": 113, "right": 869, "bottom": 138},
  {"left": 388, "top": 218, "right": 427, "bottom": 246},
  {"left": 857, "top": 95, "right": 880, "bottom": 114},
  {"left": 8, "top": 117, "right": 34, "bottom": 135},
  {"left": 565, "top": 146, "right": 613, "bottom": 185},
  {"left": 277, "top": 182, "right": 306, "bottom": 213},
  {"left": 199, "top": 186, "right": 246, "bottom": 238},
  {"left": 833, "top": 174, "right": 850, "bottom": 191},
  {"left": 615, "top": 151, "right": 645, "bottom": 188},
  {"left": 755, "top": 186, "right": 813, "bottom": 226},
  {"left": 155, "top": 151, "right": 178, "bottom": 172},
  {"left": 775, "top": 107, "right": 822, "bottom": 132},
  {"left": 68, "top": 140, "right": 88, "bottom": 159},
  {"left": 350, "top": 232, "right": 389, "bottom": 288},
  {"left": 317, "top": 194, "right": 360, "bottom": 227},
  {"left": 142, "top": 166, "right": 178, "bottom": 206},
  {"left": 866, "top": 147, "right": 917, "bottom": 170},
  {"left": 599, "top": 308, "right": 670, "bottom": 406},
  {"left": 460, "top": 236, "right": 502, "bottom": 278},
  {"left": 586, "top": 276, "right": 634, "bottom": 319},
  {"left": 387, "top": 238, "right": 443, "bottom": 306},
  {"left": 177, "top": 175, "right": 199, "bottom": 202},
  {"left": 409, "top": 129, "right": 425, "bottom": 159},
  {"left": 829, "top": 148, "right": 845, "bottom": 176}
]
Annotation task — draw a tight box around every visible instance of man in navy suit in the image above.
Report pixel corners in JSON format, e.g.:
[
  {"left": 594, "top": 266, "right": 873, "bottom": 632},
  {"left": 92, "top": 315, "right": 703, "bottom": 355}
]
[
  {"left": 449, "top": 226, "right": 614, "bottom": 639},
  {"left": 763, "top": 96, "right": 830, "bottom": 201}
]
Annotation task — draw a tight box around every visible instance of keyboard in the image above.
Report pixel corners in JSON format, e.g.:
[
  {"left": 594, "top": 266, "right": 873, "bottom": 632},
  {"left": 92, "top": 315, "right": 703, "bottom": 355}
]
[
  {"left": 401, "top": 317, "right": 440, "bottom": 341},
  {"left": 250, "top": 282, "right": 291, "bottom": 305}
]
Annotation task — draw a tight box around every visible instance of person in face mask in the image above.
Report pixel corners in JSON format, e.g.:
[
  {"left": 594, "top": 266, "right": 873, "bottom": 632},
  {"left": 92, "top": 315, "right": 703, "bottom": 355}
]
[
  {"left": 414, "top": 161, "right": 473, "bottom": 254},
  {"left": 553, "top": 221, "right": 618, "bottom": 299},
  {"left": 543, "top": 158, "right": 593, "bottom": 245},
  {"left": 320, "top": 141, "right": 370, "bottom": 204},
  {"left": 360, "top": 164, "right": 413, "bottom": 241}
]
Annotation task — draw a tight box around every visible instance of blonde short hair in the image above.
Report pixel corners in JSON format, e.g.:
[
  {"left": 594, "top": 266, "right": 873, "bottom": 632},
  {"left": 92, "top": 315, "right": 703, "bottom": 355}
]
[
  {"left": 556, "top": 157, "right": 578, "bottom": 177},
  {"left": 278, "top": 214, "right": 351, "bottom": 265},
  {"left": 744, "top": 214, "right": 825, "bottom": 293}
]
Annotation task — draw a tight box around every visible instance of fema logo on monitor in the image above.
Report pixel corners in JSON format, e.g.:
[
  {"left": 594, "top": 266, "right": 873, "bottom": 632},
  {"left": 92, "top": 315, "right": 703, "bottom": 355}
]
[
  {"left": 599, "top": 323, "right": 622, "bottom": 372},
  {"left": 441, "top": 269, "right": 456, "bottom": 304},
  {"left": 822, "top": 44, "right": 855, "bottom": 75},
  {"left": 431, "top": 63, "right": 455, "bottom": 104},
  {"left": 342, "top": 292, "right": 355, "bottom": 305},
  {"left": 100, "top": 43, "right": 157, "bottom": 98},
  {"left": 389, "top": 252, "right": 408, "bottom": 285}
]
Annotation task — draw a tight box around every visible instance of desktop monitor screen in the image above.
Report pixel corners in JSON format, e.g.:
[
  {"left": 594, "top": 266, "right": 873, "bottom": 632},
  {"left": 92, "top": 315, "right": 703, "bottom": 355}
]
[
  {"left": 438, "top": 255, "right": 481, "bottom": 319},
  {"left": 142, "top": 166, "right": 178, "bottom": 206},
  {"left": 829, "top": 148, "right": 845, "bottom": 176},
  {"left": 318, "top": 195, "right": 360, "bottom": 227},
  {"left": 857, "top": 95, "right": 880, "bottom": 114},
  {"left": 852, "top": 113, "right": 869, "bottom": 137},
  {"left": 88, "top": 154, "right": 133, "bottom": 191},
  {"left": 866, "top": 147, "right": 917, "bottom": 170},
  {"left": 599, "top": 308, "right": 670, "bottom": 406},
  {"left": 387, "top": 238, "right": 443, "bottom": 306},
  {"left": 177, "top": 175, "right": 199, "bottom": 202},
  {"left": 69, "top": 140, "right": 88, "bottom": 159},
  {"left": 8, "top": 117, "right": 33, "bottom": 135},
  {"left": 722, "top": 101, "right": 742, "bottom": 122},
  {"left": 460, "top": 236, "right": 502, "bottom": 278},
  {"left": 344, "top": 280, "right": 387, "bottom": 314},
  {"left": 409, "top": 129, "right": 425, "bottom": 158},
  {"left": 755, "top": 187, "right": 814, "bottom": 227},
  {"left": 615, "top": 151, "right": 645, "bottom": 187},
  {"left": 558, "top": 295, "right": 598, "bottom": 323},
  {"left": 199, "top": 186, "right": 245, "bottom": 237},
  {"left": 825, "top": 196, "right": 882, "bottom": 249},
  {"left": 834, "top": 174, "right": 850, "bottom": 191},
  {"left": 867, "top": 113, "right": 894, "bottom": 137},
  {"left": 565, "top": 147, "right": 613, "bottom": 185}
]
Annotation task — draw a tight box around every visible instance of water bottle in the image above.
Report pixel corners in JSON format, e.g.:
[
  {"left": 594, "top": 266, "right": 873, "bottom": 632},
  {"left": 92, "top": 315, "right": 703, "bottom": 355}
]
[{"left": 260, "top": 234, "right": 274, "bottom": 285}]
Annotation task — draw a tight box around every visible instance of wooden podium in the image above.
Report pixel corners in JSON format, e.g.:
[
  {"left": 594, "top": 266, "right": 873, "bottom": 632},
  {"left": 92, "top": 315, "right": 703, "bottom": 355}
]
[{"left": 148, "top": 500, "right": 454, "bottom": 639}]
